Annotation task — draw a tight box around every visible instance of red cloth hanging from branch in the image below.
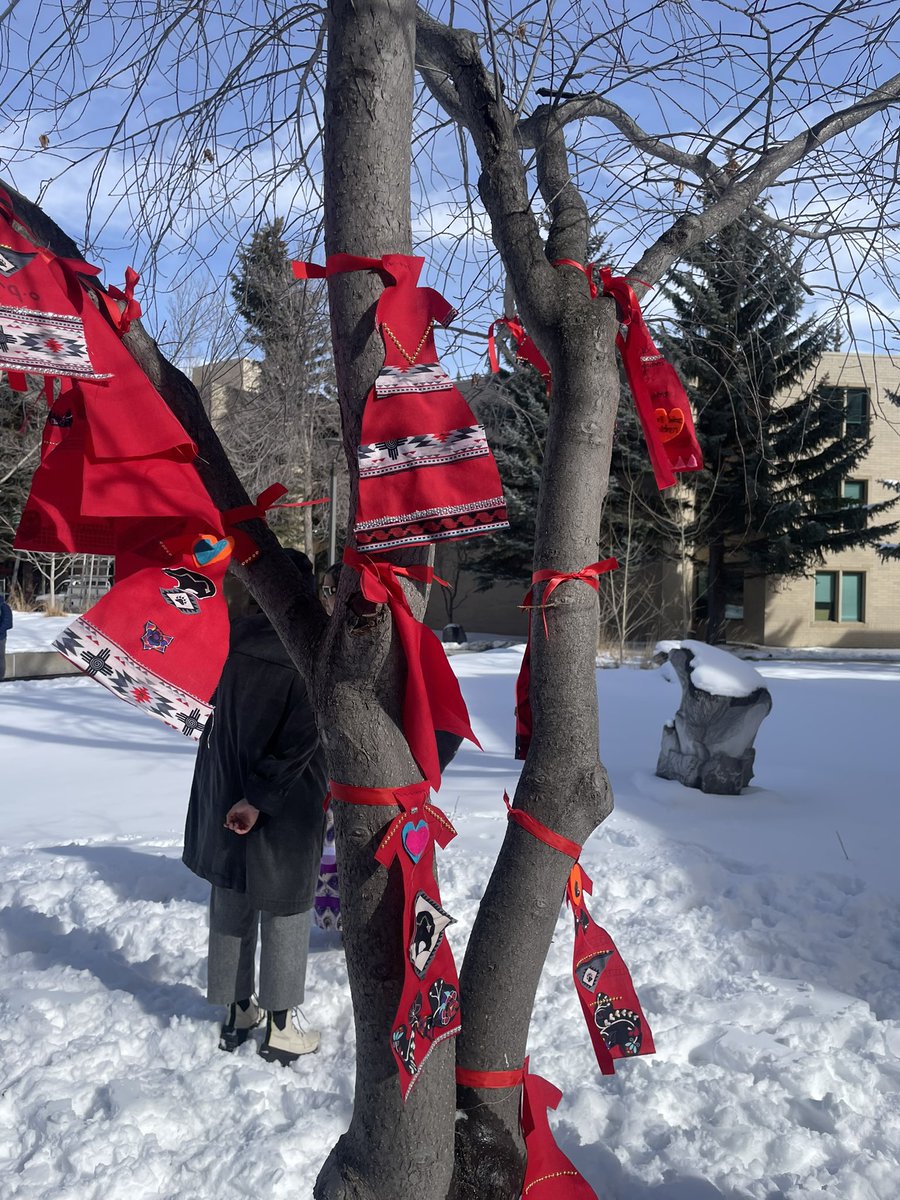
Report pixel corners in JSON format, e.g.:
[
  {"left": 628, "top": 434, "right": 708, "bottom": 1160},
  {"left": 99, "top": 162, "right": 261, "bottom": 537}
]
[
  {"left": 566, "top": 862, "right": 656, "bottom": 1074},
  {"left": 342, "top": 547, "right": 479, "bottom": 790},
  {"left": 330, "top": 780, "right": 461, "bottom": 1098},
  {"left": 295, "top": 252, "right": 509, "bottom": 550},
  {"left": 597, "top": 265, "right": 703, "bottom": 491},
  {"left": 5, "top": 197, "right": 232, "bottom": 739},
  {"left": 487, "top": 315, "right": 551, "bottom": 391}
]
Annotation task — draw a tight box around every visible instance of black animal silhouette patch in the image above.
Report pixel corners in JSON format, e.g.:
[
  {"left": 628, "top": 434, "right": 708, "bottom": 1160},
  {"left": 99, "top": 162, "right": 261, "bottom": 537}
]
[{"left": 409, "top": 890, "right": 455, "bottom": 979}]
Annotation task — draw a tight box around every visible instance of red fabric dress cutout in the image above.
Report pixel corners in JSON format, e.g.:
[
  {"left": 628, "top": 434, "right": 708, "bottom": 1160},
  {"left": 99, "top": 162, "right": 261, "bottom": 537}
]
[
  {"left": 487, "top": 315, "right": 551, "bottom": 391},
  {"left": 295, "top": 253, "right": 509, "bottom": 550},
  {"left": 330, "top": 780, "right": 461, "bottom": 1099},
  {"left": 342, "top": 547, "right": 479, "bottom": 791},
  {"left": 514, "top": 560, "right": 618, "bottom": 760},
  {"left": 566, "top": 863, "right": 656, "bottom": 1075}
]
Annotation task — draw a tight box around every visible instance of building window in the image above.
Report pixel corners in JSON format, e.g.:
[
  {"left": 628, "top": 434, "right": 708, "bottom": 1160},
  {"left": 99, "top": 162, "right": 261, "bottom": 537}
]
[
  {"left": 814, "top": 572, "right": 837, "bottom": 622},
  {"left": 842, "top": 479, "right": 867, "bottom": 504},
  {"left": 840, "top": 572, "right": 864, "bottom": 623},
  {"left": 822, "top": 386, "right": 870, "bottom": 435},
  {"left": 814, "top": 571, "right": 865, "bottom": 623}
]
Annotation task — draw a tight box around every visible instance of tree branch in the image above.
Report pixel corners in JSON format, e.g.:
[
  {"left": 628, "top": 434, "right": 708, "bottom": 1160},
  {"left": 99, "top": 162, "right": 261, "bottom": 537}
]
[
  {"left": 1, "top": 180, "right": 327, "bottom": 670},
  {"left": 630, "top": 70, "right": 900, "bottom": 286}
]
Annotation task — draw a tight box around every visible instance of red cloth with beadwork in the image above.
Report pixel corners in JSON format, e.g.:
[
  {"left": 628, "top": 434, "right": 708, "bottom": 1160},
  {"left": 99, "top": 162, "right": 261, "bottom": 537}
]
[
  {"left": 7, "top": 197, "right": 230, "bottom": 739},
  {"left": 295, "top": 253, "right": 509, "bottom": 551}
]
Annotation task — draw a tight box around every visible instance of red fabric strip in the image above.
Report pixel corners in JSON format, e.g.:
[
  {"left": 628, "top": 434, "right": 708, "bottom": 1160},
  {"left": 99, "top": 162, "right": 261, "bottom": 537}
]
[
  {"left": 343, "top": 547, "right": 479, "bottom": 791},
  {"left": 329, "top": 776, "right": 461, "bottom": 1098},
  {"left": 514, "top": 559, "right": 618, "bottom": 760},
  {"left": 329, "top": 779, "right": 430, "bottom": 807},
  {"left": 456, "top": 1066, "right": 524, "bottom": 1089},
  {"left": 503, "top": 791, "right": 581, "bottom": 860}
]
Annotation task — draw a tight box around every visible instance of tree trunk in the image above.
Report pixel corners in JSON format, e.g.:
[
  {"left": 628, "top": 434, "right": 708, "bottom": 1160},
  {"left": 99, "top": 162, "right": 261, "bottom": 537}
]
[
  {"left": 452, "top": 309, "right": 618, "bottom": 1199},
  {"left": 706, "top": 535, "right": 727, "bottom": 645},
  {"left": 312, "top": 1, "right": 456, "bottom": 1197}
]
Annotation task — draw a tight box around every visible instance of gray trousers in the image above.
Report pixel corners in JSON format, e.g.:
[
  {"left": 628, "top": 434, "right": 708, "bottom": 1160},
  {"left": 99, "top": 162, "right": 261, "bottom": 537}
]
[{"left": 207, "top": 886, "right": 312, "bottom": 1013}]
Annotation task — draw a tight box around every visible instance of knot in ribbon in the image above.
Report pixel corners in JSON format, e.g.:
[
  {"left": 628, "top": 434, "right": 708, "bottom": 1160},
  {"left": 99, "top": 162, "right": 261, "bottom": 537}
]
[
  {"left": 553, "top": 258, "right": 600, "bottom": 298},
  {"left": 456, "top": 1059, "right": 599, "bottom": 1198},
  {"left": 525, "top": 558, "right": 619, "bottom": 639},
  {"left": 487, "top": 315, "right": 551, "bottom": 390},
  {"left": 221, "top": 484, "right": 289, "bottom": 565},
  {"left": 342, "top": 548, "right": 479, "bottom": 791}
]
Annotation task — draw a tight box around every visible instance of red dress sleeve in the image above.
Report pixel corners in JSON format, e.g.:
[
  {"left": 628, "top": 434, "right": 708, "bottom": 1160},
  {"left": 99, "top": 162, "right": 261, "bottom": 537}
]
[{"left": 425, "top": 288, "right": 458, "bottom": 328}]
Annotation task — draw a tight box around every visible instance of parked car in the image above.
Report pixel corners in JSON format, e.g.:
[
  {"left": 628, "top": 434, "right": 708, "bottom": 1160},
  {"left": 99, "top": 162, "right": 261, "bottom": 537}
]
[{"left": 36, "top": 577, "right": 111, "bottom": 612}]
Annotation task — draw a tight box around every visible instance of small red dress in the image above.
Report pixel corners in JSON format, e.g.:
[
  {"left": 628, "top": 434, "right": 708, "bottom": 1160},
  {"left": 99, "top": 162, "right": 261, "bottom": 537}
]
[{"left": 296, "top": 253, "right": 508, "bottom": 552}]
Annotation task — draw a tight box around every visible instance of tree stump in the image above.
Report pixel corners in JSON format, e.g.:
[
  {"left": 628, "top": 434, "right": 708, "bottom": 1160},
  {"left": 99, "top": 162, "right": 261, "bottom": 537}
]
[{"left": 655, "top": 644, "right": 772, "bottom": 795}]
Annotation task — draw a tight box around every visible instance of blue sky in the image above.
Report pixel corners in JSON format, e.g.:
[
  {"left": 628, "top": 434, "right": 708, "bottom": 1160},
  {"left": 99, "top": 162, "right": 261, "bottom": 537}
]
[{"left": 1, "top": 0, "right": 898, "bottom": 374}]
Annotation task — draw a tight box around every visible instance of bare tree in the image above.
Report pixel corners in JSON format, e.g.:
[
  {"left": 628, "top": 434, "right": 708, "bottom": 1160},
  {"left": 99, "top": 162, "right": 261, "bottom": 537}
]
[{"left": 3, "top": 3, "right": 900, "bottom": 1199}]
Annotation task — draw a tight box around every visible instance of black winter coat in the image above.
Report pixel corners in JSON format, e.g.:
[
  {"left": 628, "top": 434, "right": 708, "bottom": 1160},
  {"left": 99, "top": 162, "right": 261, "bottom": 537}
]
[{"left": 182, "top": 614, "right": 327, "bottom": 915}]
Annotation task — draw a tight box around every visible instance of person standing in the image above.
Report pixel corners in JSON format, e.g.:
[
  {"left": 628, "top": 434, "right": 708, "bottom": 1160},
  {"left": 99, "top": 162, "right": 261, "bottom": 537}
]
[
  {"left": 183, "top": 551, "right": 327, "bottom": 1064},
  {"left": 0, "top": 596, "right": 12, "bottom": 682}
]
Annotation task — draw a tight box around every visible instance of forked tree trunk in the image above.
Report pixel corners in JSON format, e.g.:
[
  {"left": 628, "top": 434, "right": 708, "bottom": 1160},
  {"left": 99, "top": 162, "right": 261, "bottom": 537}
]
[{"left": 312, "top": 1, "right": 456, "bottom": 1196}]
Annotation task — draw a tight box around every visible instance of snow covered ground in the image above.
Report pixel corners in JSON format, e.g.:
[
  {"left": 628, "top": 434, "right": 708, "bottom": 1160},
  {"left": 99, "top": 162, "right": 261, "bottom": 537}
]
[
  {"left": 1, "top": 649, "right": 898, "bottom": 1199},
  {"left": 4, "top": 611, "right": 72, "bottom": 654}
]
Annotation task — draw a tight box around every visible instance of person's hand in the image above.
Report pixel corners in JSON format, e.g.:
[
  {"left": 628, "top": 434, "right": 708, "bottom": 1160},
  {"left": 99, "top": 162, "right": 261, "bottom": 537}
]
[{"left": 224, "top": 800, "right": 260, "bottom": 834}]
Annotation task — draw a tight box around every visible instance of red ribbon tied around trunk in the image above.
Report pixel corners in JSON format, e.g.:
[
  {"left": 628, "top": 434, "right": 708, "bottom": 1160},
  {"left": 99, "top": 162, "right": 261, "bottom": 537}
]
[
  {"left": 515, "top": 560, "right": 618, "bottom": 760},
  {"left": 343, "top": 547, "right": 480, "bottom": 791},
  {"left": 331, "top": 780, "right": 461, "bottom": 1098},
  {"left": 456, "top": 1060, "right": 599, "bottom": 1198},
  {"left": 221, "top": 484, "right": 325, "bottom": 565},
  {"left": 552, "top": 258, "right": 600, "bottom": 298}
]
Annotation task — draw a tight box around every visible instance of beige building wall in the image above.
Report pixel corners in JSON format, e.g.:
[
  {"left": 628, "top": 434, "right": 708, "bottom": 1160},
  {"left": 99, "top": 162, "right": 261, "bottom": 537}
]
[
  {"left": 762, "top": 352, "right": 900, "bottom": 647},
  {"left": 190, "top": 358, "right": 260, "bottom": 426},
  {"left": 745, "top": 352, "right": 900, "bottom": 647}
]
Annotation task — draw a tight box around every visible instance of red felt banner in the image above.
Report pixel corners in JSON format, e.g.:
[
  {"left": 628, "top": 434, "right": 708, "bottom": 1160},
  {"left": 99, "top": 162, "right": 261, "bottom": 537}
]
[{"left": 331, "top": 780, "right": 461, "bottom": 1099}]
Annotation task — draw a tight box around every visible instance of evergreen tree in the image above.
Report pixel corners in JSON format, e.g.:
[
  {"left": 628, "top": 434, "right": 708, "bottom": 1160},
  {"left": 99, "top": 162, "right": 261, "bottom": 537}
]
[
  {"left": 229, "top": 220, "right": 340, "bottom": 557},
  {"left": 661, "top": 217, "right": 899, "bottom": 643}
]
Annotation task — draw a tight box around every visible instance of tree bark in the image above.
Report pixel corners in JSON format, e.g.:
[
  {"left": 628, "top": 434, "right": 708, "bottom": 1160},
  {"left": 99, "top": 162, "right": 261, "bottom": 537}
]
[{"left": 313, "top": 1, "right": 456, "bottom": 1196}]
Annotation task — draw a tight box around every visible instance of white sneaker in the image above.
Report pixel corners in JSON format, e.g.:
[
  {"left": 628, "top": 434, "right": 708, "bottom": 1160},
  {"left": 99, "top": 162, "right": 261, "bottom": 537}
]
[
  {"left": 219, "top": 996, "right": 263, "bottom": 1052},
  {"left": 258, "top": 1007, "right": 320, "bottom": 1064}
]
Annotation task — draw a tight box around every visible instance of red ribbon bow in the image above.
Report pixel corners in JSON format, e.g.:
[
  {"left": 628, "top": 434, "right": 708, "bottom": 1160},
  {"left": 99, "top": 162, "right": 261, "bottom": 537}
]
[
  {"left": 221, "top": 484, "right": 326, "bottom": 565},
  {"left": 487, "top": 315, "right": 551, "bottom": 391},
  {"left": 343, "top": 547, "right": 480, "bottom": 790},
  {"left": 456, "top": 1060, "right": 599, "bottom": 1198},
  {"left": 514, "top": 560, "right": 618, "bottom": 759}
]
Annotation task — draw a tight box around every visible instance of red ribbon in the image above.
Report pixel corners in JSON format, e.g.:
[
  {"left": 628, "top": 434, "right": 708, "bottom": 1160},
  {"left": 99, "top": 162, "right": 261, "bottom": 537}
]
[
  {"left": 291, "top": 252, "right": 425, "bottom": 287},
  {"left": 515, "top": 560, "right": 618, "bottom": 760},
  {"left": 221, "top": 484, "right": 326, "bottom": 565},
  {"left": 455, "top": 1061, "right": 598, "bottom": 1198},
  {"left": 502, "top": 790, "right": 582, "bottom": 861},
  {"left": 552, "top": 258, "right": 599, "bottom": 298},
  {"left": 487, "top": 316, "right": 551, "bottom": 391},
  {"left": 343, "top": 547, "right": 480, "bottom": 791},
  {"left": 331, "top": 779, "right": 461, "bottom": 1098}
]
